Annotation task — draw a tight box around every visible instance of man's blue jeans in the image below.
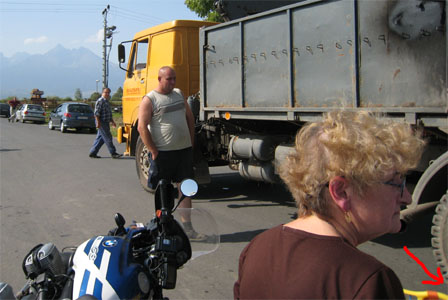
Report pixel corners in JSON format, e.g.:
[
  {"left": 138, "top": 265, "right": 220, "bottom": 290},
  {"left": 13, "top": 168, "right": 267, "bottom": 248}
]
[{"left": 89, "top": 122, "right": 117, "bottom": 155}]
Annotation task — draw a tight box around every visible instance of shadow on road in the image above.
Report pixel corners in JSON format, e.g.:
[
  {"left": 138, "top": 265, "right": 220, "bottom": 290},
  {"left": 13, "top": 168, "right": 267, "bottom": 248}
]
[
  {"left": 197, "top": 172, "right": 295, "bottom": 206},
  {"left": 218, "top": 212, "right": 435, "bottom": 246},
  {"left": 220, "top": 229, "right": 267, "bottom": 243},
  {"left": 227, "top": 202, "right": 290, "bottom": 208},
  {"left": 54, "top": 129, "right": 96, "bottom": 134},
  {"left": 92, "top": 156, "right": 135, "bottom": 160},
  {"left": 201, "top": 170, "right": 437, "bottom": 248},
  {"left": 0, "top": 148, "right": 21, "bottom": 152},
  {"left": 115, "top": 156, "right": 135, "bottom": 160},
  {"left": 373, "top": 212, "right": 434, "bottom": 248}
]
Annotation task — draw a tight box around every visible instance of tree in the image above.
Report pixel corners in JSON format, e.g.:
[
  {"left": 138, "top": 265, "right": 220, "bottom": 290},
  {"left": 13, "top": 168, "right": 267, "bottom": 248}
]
[
  {"left": 74, "top": 88, "right": 83, "bottom": 101},
  {"left": 47, "top": 96, "right": 62, "bottom": 102},
  {"left": 90, "top": 92, "right": 101, "bottom": 102},
  {"left": 5, "top": 96, "right": 17, "bottom": 102},
  {"left": 185, "top": 0, "right": 223, "bottom": 22},
  {"left": 46, "top": 96, "right": 62, "bottom": 109},
  {"left": 111, "top": 87, "right": 123, "bottom": 102}
]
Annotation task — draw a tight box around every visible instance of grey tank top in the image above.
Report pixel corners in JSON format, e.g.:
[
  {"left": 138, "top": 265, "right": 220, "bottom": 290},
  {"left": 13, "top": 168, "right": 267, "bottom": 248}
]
[{"left": 146, "top": 88, "right": 191, "bottom": 151}]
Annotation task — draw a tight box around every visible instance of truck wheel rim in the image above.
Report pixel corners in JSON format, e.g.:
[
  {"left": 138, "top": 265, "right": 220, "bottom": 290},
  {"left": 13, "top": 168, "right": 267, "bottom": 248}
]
[
  {"left": 139, "top": 146, "right": 150, "bottom": 178},
  {"left": 432, "top": 191, "right": 448, "bottom": 281}
]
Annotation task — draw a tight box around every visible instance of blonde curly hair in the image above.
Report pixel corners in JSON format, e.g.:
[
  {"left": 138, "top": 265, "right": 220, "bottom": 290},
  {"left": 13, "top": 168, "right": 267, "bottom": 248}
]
[{"left": 279, "top": 110, "right": 426, "bottom": 218}]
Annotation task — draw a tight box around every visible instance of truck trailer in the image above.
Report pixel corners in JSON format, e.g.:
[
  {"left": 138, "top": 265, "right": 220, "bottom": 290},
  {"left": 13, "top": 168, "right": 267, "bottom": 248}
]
[{"left": 117, "top": 0, "right": 447, "bottom": 280}]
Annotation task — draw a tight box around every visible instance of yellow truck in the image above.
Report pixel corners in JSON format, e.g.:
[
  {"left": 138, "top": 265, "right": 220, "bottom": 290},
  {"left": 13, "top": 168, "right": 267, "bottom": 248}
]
[{"left": 118, "top": 1, "right": 447, "bottom": 279}]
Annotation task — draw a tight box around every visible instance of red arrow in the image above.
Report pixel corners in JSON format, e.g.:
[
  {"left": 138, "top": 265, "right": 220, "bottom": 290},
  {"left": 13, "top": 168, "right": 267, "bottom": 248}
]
[{"left": 403, "top": 246, "right": 444, "bottom": 285}]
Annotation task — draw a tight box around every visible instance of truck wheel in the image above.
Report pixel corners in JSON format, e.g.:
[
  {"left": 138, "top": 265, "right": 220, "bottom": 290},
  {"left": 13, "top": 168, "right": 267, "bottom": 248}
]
[
  {"left": 136, "top": 136, "right": 154, "bottom": 193},
  {"left": 431, "top": 190, "right": 448, "bottom": 282}
]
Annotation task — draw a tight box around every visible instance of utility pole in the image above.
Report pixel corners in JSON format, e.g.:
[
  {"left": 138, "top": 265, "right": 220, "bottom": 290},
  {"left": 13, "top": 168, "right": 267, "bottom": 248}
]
[
  {"left": 102, "top": 5, "right": 109, "bottom": 90},
  {"left": 102, "top": 5, "right": 116, "bottom": 90}
]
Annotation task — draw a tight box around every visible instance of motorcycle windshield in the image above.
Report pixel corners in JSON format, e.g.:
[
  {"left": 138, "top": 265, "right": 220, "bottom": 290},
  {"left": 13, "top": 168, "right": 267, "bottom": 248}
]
[{"left": 173, "top": 208, "right": 219, "bottom": 260}]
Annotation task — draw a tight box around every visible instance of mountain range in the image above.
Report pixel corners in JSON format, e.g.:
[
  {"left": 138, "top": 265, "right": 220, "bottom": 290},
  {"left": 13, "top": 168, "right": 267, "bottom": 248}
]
[{"left": 0, "top": 45, "right": 123, "bottom": 99}]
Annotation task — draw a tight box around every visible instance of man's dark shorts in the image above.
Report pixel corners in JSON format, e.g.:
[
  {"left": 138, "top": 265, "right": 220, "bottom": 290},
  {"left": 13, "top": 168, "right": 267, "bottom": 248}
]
[{"left": 147, "top": 147, "right": 194, "bottom": 190}]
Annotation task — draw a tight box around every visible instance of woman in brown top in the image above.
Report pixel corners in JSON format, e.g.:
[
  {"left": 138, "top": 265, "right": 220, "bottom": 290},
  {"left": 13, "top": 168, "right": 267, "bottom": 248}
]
[{"left": 234, "top": 111, "right": 426, "bottom": 299}]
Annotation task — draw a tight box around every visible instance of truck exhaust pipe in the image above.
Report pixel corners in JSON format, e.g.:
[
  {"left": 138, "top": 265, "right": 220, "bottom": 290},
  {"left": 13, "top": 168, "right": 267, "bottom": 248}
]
[
  {"left": 230, "top": 136, "right": 292, "bottom": 183},
  {"left": 399, "top": 201, "right": 439, "bottom": 232}
]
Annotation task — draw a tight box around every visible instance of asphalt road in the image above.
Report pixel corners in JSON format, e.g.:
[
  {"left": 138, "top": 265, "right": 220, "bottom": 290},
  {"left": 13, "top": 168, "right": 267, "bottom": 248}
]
[{"left": 1, "top": 116, "right": 447, "bottom": 298}]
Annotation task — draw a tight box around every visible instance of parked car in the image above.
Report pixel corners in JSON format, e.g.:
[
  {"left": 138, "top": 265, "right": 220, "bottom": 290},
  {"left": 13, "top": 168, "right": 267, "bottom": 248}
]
[
  {"left": 0, "top": 103, "right": 10, "bottom": 118},
  {"left": 15, "top": 104, "right": 46, "bottom": 123},
  {"left": 49, "top": 102, "right": 96, "bottom": 133}
]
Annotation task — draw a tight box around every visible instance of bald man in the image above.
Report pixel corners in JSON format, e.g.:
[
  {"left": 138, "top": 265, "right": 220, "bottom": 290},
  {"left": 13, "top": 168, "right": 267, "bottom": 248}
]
[{"left": 138, "top": 67, "right": 204, "bottom": 240}]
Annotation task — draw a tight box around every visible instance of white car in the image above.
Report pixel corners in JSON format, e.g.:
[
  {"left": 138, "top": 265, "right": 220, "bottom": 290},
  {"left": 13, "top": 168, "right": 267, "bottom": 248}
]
[{"left": 16, "top": 104, "right": 46, "bottom": 124}]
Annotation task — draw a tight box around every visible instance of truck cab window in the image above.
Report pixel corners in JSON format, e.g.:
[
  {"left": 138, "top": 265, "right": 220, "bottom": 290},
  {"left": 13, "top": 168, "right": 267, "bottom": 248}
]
[
  {"left": 127, "top": 39, "right": 149, "bottom": 78},
  {"left": 135, "top": 39, "right": 149, "bottom": 70}
]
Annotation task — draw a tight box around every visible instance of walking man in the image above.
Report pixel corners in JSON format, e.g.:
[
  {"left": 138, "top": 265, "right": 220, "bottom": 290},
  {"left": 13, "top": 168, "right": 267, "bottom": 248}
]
[
  {"left": 138, "top": 66, "right": 203, "bottom": 240},
  {"left": 89, "top": 87, "right": 122, "bottom": 159},
  {"left": 8, "top": 97, "right": 20, "bottom": 122}
]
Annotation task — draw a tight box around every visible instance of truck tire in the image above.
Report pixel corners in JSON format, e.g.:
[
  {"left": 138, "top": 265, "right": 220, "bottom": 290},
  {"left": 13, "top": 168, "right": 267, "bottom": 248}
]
[
  {"left": 431, "top": 190, "right": 448, "bottom": 281},
  {"left": 135, "top": 136, "right": 154, "bottom": 193}
]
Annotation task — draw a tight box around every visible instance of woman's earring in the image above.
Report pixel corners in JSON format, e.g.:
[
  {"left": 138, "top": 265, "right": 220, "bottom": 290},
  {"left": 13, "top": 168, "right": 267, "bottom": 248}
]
[{"left": 345, "top": 211, "right": 352, "bottom": 224}]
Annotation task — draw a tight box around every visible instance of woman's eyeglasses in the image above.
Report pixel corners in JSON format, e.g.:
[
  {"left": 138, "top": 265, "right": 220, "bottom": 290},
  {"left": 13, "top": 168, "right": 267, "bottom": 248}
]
[{"left": 383, "top": 176, "right": 406, "bottom": 198}]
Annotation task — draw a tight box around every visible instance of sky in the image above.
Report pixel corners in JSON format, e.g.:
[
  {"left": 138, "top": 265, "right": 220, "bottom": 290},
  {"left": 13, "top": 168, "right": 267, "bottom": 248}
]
[{"left": 0, "top": 0, "right": 201, "bottom": 61}]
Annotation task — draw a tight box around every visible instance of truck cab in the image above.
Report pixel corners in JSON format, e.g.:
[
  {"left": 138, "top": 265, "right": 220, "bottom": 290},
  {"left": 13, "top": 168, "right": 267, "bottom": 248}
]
[
  {"left": 117, "top": 20, "right": 217, "bottom": 154},
  {"left": 117, "top": 20, "right": 217, "bottom": 190}
]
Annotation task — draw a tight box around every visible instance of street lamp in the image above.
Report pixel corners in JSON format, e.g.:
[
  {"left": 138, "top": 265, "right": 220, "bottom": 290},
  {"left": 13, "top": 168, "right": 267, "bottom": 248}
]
[
  {"left": 106, "top": 25, "right": 116, "bottom": 38},
  {"left": 96, "top": 80, "right": 99, "bottom": 93}
]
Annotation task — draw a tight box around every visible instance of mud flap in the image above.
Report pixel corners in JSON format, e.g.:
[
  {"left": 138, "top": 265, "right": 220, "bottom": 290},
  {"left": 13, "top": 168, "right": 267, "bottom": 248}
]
[{"left": 194, "top": 159, "right": 211, "bottom": 185}]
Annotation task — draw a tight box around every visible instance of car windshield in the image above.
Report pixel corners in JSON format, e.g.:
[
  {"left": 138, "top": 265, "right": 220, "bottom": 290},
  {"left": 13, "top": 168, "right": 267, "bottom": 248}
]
[
  {"left": 28, "top": 105, "right": 43, "bottom": 111},
  {"left": 68, "top": 105, "right": 93, "bottom": 113}
]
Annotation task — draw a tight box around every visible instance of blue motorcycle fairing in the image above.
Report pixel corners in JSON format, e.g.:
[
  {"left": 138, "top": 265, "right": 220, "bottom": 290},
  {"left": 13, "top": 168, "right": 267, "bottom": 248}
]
[{"left": 72, "top": 228, "right": 149, "bottom": 300}]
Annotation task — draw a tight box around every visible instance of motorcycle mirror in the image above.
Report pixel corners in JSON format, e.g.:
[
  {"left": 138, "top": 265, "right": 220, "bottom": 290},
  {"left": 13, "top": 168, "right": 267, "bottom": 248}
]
[
  {"left": 115, "top": 213, "right": 126, "bottom": 228},
  {"left": 180, "top": 179, "right": 198, "bottom": 197}
]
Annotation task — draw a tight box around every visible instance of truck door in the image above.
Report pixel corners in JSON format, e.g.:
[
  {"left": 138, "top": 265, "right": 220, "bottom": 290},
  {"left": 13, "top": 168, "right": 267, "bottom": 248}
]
[{"left": 122, "top": 38, "right": 149, "bottom": 124}]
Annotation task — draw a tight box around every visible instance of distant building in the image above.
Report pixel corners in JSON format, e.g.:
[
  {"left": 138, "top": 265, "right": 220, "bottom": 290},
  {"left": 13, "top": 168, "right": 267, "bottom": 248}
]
[{"left": 30, "top": 89, "right": 47, "bottom": 107}]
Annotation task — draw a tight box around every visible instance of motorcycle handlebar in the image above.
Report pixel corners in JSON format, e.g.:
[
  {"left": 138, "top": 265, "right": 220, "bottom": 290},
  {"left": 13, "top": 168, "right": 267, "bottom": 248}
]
[
  {"left": 59, "top": 273, "right": 74, "bottom": 300},
  {"left": 159, "top": 179, "right": 170, "bottom": 212}
]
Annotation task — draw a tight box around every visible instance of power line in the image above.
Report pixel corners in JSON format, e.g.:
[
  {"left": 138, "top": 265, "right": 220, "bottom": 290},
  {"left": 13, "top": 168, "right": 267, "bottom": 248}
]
[
  {"left": 0, "top": 2, "right": 170, "bottom": 25},
  {"left": 0, "top": 2, "right": 104, "bottom": 13},
  {"left": 110, "top": 5, "right": 167, "bottom": 23},
  {"left": 110, "top": 11, "right": 163, "bottom": 26},
  {"left": 0, "top": 1, "right": 103, "bottom": 6},
  {"left": 1, "top": 9, "right": 99, "bottom": 13},
  {"left": 0, "top": 1, "right": 194, "bottom": 34}
]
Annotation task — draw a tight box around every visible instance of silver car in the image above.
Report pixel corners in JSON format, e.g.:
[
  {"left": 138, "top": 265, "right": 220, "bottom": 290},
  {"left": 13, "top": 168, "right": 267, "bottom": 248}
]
[{"left": 16, "top": 104, "right": 46, "bottom": 124}]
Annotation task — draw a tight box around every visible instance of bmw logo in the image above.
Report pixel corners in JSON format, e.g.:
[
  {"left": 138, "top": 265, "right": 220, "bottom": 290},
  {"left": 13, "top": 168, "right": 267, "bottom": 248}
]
[{"left": 103, "top": 239, "right": 118, "bottom": 247}]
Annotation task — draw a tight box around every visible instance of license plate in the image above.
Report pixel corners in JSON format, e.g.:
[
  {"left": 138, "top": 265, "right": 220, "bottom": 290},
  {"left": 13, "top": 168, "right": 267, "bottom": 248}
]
[{"left": 78, "top": 116, "right": 88, "bottom": 120}]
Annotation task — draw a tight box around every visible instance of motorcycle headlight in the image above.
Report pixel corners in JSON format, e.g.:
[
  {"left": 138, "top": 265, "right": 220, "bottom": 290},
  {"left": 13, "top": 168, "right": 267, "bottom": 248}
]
[
  {"left": 23, "top": 243, "right": 64, "bottom": 279},
  {"left": 138, "top": 272, "right": 150, "bottom": 294}
]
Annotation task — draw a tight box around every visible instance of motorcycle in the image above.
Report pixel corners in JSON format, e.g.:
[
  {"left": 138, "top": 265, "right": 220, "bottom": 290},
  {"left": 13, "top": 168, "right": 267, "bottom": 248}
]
[{"left": 0, "top": 179, "right": 219, "bottom": 300}]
